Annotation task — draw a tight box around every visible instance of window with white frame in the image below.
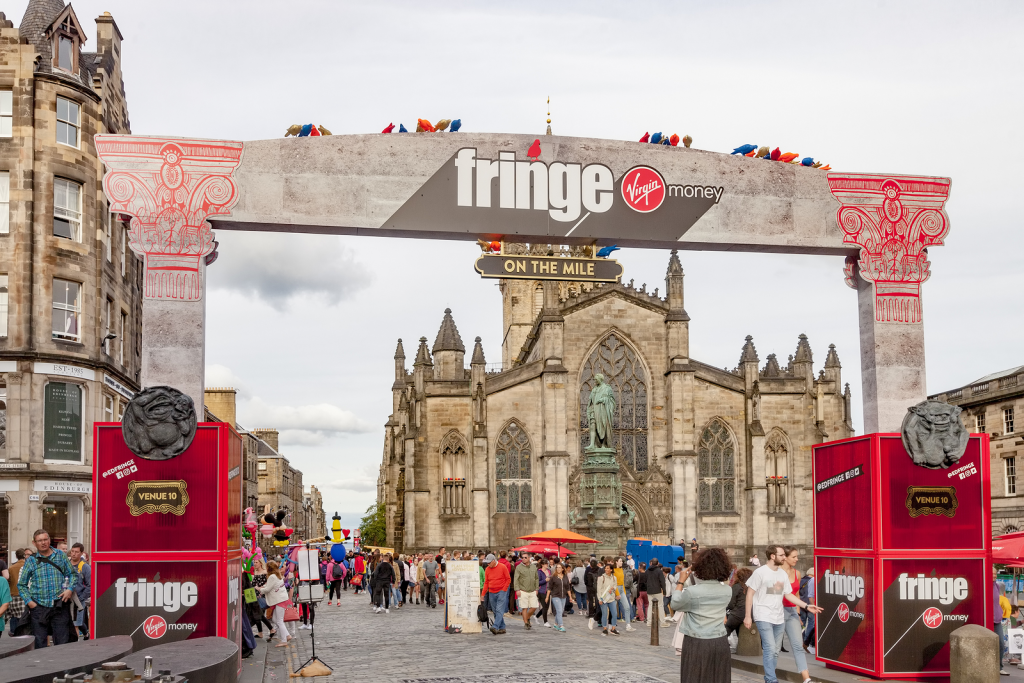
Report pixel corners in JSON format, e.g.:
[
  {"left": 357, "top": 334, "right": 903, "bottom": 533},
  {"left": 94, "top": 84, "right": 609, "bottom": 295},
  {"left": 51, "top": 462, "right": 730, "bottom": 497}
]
[
  {"left": 977, "top": 411, "right": 986, "bottom": 434},
  {"left": 258, "top": 461, "right": 267, "bottom": 471},
  {"left": 119, "top": 310, "right": 127, "bottom": 365},
  {"left": 103, "top": 393, "right": 114, "bottom": 422},
  {"left": 1006, "top": 408, "right": 1016, "bottom": 435},
  {"left": 0, "top": 90, "right": 12, "bottom": 137},
  {"left": 0, "top": 274, "right": 7, "bottom": 338},
  {"left": 56, "top": 97, "right": 79, "bottom": 148},
  {"left": 52, "top": 278, "right": 81, "bottom": 342},
  {"left": 104, "top": 211, "right": 112, "bottom": 261},
  {"left": 58, "top": 35, "right": 74, "bottom": 72},
  {"left": 53, "top": 178, "right": 82, "bottom": 241},
  {"left": 1006, "top": 456, "right": 1017, "bottom": 496},
  {"left": 121, "top": 226, "right": 128, "bottom": 276},
  {"left": 0, "top": 170, "right": 9, "bottom": 234}
]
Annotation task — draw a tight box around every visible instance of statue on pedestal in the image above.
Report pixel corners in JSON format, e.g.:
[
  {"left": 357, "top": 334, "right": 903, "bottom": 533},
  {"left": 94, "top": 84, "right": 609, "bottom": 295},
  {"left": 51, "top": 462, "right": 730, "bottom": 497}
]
[{"left": 587, "top": 373, "right": 616, "bottom": 450}]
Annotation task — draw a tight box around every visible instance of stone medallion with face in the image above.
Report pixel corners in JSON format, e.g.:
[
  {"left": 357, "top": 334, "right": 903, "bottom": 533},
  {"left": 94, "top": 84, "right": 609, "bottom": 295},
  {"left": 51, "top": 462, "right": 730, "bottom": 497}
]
[
  {"left": 901, "top": 399, "right": 969, "bottom": 469},
  {"left": 122, "top": 386, "right": 198, "bottom": 460}
]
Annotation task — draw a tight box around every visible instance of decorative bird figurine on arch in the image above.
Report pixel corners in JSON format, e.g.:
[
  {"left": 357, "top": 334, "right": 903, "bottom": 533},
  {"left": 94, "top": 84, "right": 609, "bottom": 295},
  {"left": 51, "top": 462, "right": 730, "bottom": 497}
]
[
  {"left": 639, "top": 132, "right": 650, "bottom": 143},
  {"left": 526, "top": 139, "right": 542, "bottom": 160},
  {"left": 731, "top": 144, "right": 757, "bottom": 155},
  {"left": 382, "top": 123, "right": 395, "bottom": 134},
  {"left": 449, "top": 119, "right": 462, "bottom": 132},
  {"left": 596, "top": 245, "right": 620, "bottom": 258}
]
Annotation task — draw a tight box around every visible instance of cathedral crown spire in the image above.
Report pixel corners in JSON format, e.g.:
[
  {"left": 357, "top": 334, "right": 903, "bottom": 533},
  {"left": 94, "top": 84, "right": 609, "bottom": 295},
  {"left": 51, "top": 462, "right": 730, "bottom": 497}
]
[
  {"left": 666, "top": 249, "right": 683, "bottom": 276},
  {"left": 794, "top": 333, "right": 813, "bottom": 363},
  {"left": 824, "top": 343, "right": 841, "bottom": 368},
  {"left": 471, "top": 336, "right": 486, "bottom": 365},
  {"left": 394, "top": 338, "right": 405, "bottom": 360},
  {"left": 414, "top": 336, "right": 432, "bottom": 366},
  {"left": 739, "top": 335, "right": 759, "bottom": 364},
  {"left": 433, "top": 308, "right": 465, "bottom": 353}
]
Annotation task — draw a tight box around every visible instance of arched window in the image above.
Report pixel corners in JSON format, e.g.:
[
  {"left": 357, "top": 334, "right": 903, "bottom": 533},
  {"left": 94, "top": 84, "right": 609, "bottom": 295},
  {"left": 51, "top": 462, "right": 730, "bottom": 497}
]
[
  {"left": 765, "top": 429, "right": 790, "bottom": 514},
  {"left": 579, "top": 333, "right": 649, "bottom": 471},
  {"left": 439, "top": 431, "right": 468, "bottom": 515},
  {"left": 495, "top": 420, "right": 532, "bottom": 512},
  {"left": 533, "top": 285, "right": 544, "bottom": 319},
  {"left": 697, "top": 418, "right": 736, "bottom": 513}
]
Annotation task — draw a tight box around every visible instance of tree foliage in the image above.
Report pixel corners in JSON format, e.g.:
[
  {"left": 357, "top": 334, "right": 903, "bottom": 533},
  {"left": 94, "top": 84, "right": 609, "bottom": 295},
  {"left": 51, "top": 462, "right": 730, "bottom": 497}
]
[{"left": 359, "top": 502, "right": 386, "bottom": 547}]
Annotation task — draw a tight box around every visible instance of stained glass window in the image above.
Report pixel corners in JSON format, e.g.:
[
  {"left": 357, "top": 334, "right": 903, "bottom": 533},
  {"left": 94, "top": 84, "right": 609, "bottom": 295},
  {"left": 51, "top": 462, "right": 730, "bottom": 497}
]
[
  {"left": 495, "top": 421, "right": 532, "bottom": 512},
  {"left": 697, "top": 418, "right": 736, "bottom": 512}
]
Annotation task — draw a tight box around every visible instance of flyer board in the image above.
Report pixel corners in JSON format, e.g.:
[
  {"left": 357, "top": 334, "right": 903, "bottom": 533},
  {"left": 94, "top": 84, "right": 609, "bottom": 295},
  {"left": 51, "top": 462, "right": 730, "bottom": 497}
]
[{"left": 445, "top": 560, "right": 481, "bottom": 633}]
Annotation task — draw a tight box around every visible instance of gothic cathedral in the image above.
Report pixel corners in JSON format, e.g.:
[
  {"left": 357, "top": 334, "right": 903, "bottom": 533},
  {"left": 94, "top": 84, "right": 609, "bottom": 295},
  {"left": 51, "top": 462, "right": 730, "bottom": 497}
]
[{"left": 378, "top": 249, "right": 854, "bottom": 558}]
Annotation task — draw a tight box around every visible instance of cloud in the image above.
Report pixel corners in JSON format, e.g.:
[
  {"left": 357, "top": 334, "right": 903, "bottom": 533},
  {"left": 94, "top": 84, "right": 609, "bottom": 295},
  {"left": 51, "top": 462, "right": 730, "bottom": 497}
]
[
  {"left": 241, "top": 396, "right": 374, "bottom": 435},
  {"left": 208, "top": 232, "right": 372, "bottom": 310},
  {"left": 205, "top": 364, "right": 251, "bottom": 397},
  {"left": 327, "top": 477, "right": 379, "bottom": 493}
]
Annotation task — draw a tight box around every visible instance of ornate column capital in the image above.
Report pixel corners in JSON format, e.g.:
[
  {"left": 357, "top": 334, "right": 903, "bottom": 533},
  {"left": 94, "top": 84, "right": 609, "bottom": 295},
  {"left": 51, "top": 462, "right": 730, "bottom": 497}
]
[
  {"left": 95, "top": 136, "right": 245, "bottom": 301},
  {"left": 827, "top": 173, "right": 951, "bottom": 323}
]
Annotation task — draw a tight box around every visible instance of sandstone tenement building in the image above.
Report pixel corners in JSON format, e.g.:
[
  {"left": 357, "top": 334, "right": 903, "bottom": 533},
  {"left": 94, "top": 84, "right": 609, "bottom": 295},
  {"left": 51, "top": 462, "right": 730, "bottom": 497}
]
[
  {"left": 378, "top": 248, "right": 854, "bottom": 558},
  {"left": 0, "top": 1, "right": 137, "bottom": 561},
  {"left": 929, "top": 365, "right": 1024, "bottom": 539}
]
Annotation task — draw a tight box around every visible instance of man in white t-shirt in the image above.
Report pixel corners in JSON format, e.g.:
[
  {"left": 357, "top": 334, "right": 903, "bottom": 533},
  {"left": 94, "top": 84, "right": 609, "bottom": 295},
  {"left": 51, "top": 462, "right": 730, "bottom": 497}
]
[{"left": 743, "top": 545, "right": 822, "bottom": 683}]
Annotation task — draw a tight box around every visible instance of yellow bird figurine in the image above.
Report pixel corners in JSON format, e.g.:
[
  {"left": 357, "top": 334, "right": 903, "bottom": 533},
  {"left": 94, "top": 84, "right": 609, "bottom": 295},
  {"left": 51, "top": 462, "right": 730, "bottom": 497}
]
[
  {"left": 434, "top": 119, "right": 452, "bottom": 132},
  {"left": 682, "top": 135, "right": 692, "bottom": 148}
]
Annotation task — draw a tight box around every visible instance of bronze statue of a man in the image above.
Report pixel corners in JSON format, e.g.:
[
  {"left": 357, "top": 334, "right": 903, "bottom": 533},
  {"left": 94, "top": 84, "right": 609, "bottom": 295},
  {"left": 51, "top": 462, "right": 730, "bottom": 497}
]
[{"left": 587, "top": 373, "right": 616, "bottom": 449}]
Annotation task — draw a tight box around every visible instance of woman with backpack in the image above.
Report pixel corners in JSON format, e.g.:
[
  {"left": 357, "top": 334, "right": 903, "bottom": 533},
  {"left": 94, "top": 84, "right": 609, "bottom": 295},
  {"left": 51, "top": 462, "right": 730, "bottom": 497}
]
[{"left": 327, "top": 557, "right": 345, "bottom": 605}]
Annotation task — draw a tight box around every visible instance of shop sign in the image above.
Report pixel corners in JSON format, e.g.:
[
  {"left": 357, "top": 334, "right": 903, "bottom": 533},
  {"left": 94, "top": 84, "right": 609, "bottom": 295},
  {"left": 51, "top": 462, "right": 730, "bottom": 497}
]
[
  {"left": 127, "top": 480, "right": 189, "bottom": 516},
  {"left": 0, "top": 361, "right": 16, "bottom": 372},
  {"left": 0, "top": 462, "right": 28, "bottom": 470},
  {"left": 43, "top": 382, "right": 82, "bottom": 461},
  {"left": 34, "top": 362, "right": 96, "bottom": 381},
  {"left": 475, "top": 253, "right": 623, "bottom": 283},
  {"left": 34, "top": 479, "right": 92, "bottom": 494},
  {"left": 103, "top": 374, "right": 135, "bottom": 400},
  {"left": 0, "top": 479, "right": 19, "bottom": 492}
]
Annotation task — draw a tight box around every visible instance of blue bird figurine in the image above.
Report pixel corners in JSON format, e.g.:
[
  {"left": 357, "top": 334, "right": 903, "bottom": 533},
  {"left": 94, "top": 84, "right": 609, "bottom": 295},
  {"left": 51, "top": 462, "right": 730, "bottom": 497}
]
[
  {"left": 449, "top": 119, "right": 462, "bottom": 132},
  {"left": 801, "top": 157, "right": 814, "bottom": 166},
  {"left": 731, "top": 144, "right": 757, "bottom": 155},
  {"left": 650, "top": 132, "right": 663, "bottom": 144},
  {"left": 596, "top": 245, "right": 620, "bottom": 258},
  {"left": 660, "top": 136, "right": 671, "bottom": 145},
  {"left": 298, "top": 124, "right": 313, "bottom": 137},
  {"left": 398, "top": 124, "right": 408, "bottom": 133}
]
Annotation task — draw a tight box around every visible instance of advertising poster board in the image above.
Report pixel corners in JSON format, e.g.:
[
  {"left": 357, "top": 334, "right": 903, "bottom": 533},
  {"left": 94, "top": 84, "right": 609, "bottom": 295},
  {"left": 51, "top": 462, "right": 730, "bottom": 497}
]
[
  {"left": 92, "top": 422, "right": 242, "bottom": 672},
  {"left": 445, "top": 560, "right": 481, "bottom": 633},
  {"left": 814, "top": 556, "right": 875, "bottom": 673}
]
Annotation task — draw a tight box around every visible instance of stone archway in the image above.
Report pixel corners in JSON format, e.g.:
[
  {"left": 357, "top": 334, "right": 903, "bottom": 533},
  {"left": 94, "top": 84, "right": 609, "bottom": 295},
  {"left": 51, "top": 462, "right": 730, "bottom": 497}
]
[{"left": 621, "top": 485, "right": 658, "bottom": 539}]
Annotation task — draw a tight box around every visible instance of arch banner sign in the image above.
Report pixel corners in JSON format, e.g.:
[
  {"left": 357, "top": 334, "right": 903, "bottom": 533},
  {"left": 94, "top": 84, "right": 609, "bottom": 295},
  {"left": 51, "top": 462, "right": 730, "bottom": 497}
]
[{"left": 475, "top": 253, "right": 623, "bottom": 282}]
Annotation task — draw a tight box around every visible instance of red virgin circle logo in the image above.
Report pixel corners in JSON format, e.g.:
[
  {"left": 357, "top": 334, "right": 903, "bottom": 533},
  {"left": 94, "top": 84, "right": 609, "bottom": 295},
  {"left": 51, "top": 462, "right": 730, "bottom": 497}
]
[
  {"left": 837, "top": 603, "right": 850, "bottom": 623},
  {"left": 922, "top": 607, "right": 943, "bottom": 629},
  {"left": 143, "top": 615, "right": 167, "bottom": 639},
  {"left": 621, "top": 166, "right": 665, "bottom": 213}
]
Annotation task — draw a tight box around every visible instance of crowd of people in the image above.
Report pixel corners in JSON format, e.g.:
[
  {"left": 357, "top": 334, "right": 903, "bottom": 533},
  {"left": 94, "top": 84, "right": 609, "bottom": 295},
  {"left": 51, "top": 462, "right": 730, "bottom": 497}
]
[{"left": 0, "top": 529, "right": 91, "bottom": 648}]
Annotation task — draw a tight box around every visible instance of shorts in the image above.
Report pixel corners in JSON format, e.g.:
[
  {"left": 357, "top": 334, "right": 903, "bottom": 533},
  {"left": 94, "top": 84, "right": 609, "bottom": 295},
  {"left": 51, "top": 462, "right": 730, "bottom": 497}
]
[{"left": 519, "top": 590, "right": 539, "bottom": 609}]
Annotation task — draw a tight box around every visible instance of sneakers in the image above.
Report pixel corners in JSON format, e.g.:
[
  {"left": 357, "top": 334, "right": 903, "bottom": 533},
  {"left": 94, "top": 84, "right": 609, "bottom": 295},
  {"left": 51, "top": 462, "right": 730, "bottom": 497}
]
[
  {"left": 524, "top": 621, "right": 532, "bottom": 630},
  {"left": 497, "top": 629, "right": 506, "bottom": 634},
  {"left": 1000, "top": 670, "right": 1009, "bottom": 676},
  {"left": 489, "top": 626, "right": 498, "bottom": 635},
  {"left": 625, "top": 625, "right": 635, "bottom": 632},
  {"left": 588, "top": 618, "right": 595, "bottom": 630},
  {"left": 327, "top": 601, "right": 332, "bottom": 606},
  {"left": 601, "top": 628, "right": 608, "bottom": 636},
  {"left": 554, "top": 626, "right": 566, "bottom": 632},
  {"left": 385, "top": 608, "right": 390, "bottom": 614},
  {"left": 610, "top": 628, "right": 620, "bottom": 636},
  {"left": 544, "top": 622, "right": 552, "bottom": 628}
]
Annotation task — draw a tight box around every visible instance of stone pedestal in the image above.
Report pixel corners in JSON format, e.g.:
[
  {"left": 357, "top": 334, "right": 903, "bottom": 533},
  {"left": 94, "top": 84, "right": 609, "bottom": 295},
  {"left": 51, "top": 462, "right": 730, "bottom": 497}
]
[
  {"left": 736, "top": 624, "right": 763, "bottom": 656},
  {"left": 574, "top": 445, "right": 628, "bottom": 553},
  {"left": 949, "top": 624, "right": 998, "bottom": 683}
]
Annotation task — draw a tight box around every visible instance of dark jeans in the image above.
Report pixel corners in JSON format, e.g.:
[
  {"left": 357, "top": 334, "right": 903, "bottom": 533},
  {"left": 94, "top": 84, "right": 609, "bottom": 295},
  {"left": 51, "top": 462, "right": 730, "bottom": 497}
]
[
  {"left": 506, "top": 584, "right": 517, "bottom": 613},
  {"left": 423, "top": 578, "right": 436, "bottom": 607},
  {"left": 329, "top": 580, "right": 342, "bottom": 600},
  {"left": 587, "top": 588, "right": 599, "bottom": 619},
  {"left": 300, "top": 602, "right": 315, "bottom": 626},
  {"left": 30, "top": 602, "right": 72, "bottom": 649},
  {"left": 537, "top": 592, "right": 549, "bottom": 623},
  {"left": 373, "top": 584, "right": 391, "bottom": 609}
]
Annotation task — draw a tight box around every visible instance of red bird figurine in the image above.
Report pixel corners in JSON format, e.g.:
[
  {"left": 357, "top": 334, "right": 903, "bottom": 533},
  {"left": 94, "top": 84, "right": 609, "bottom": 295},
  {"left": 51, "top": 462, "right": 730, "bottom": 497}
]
[
  {"left": 526, "top": 139, "right": 542, "bottom": 160},
  {"left": 770, "top": 147, "right": 781, "bottom": 161},
  {"left": 416, "top": 118, "right": 436, "bottom": 132},
  {"left": 382, "top": 123, "right": 395, "bottom": 134},
  {"left": 669, "top": 134, "right": 680, "bottom": 146},
  {"left": 639, "top": 132, "right": 650, "bottom": 143}
]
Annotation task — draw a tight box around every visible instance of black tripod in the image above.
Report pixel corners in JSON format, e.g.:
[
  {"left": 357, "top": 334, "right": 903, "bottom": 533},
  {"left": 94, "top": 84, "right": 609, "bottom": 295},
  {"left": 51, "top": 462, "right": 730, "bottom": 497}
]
[{"left": 294, "top": 543, "right": 332, "bottom": 674}]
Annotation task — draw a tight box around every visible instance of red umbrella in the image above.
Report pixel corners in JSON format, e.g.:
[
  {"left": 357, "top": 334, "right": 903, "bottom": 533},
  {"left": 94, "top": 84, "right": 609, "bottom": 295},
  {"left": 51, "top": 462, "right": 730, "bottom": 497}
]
[
  {"left": 515, "top": 542, "right": 576, "bottom": 557},
  {"left": 993, "top": 533, "right": 1024, "bottom": 562},
  {"left": 518, "top": 528, "right": 598, "bottom": 556}
]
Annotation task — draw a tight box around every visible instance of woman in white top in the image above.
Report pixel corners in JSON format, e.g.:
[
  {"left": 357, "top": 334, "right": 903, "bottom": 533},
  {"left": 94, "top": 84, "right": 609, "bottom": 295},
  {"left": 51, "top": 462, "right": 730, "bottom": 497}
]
[
  {"left": 406, "top": 558, "right": 420, "bottom": 605},
  {"left": 259, "top": 560, "right": 291, "bottom": 646},
  {"left": 597, "top": 564, "right": 621, "bottom": 637}
]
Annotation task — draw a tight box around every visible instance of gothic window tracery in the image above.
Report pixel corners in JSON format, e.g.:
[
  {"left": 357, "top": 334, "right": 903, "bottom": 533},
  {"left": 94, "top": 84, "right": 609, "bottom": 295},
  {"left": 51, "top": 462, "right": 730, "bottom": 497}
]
[
  {"left": 439, "top": 431, "right": 468, "bottom": 514},
  {"left": 495, "top": 420, "right": 532, "bottom": 513},
  {"left": 765, "top": 429, "right": 791, "bottom": 513},
  {"left": 579, "top": 333, "right": 650, "bottom": 471},
  {"left": 697, "top": 418, "right": 736, "bottom": 513}
]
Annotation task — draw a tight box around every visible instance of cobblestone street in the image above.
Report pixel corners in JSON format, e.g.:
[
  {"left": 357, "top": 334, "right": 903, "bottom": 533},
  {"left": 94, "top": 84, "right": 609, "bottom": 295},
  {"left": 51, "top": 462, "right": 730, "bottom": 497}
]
[{"left": 250, "top": 589, "right": 763, "bottom": 683}]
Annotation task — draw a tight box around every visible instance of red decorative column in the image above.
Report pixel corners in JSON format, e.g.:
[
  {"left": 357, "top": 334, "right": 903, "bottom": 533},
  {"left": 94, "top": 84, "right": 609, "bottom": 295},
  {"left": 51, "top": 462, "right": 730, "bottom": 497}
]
[
  {"left": 827, "top": 174, "right": 952, "bottom": 432},
  {"left": 96, "top": 136, "right": 244, "bottom": 406}
]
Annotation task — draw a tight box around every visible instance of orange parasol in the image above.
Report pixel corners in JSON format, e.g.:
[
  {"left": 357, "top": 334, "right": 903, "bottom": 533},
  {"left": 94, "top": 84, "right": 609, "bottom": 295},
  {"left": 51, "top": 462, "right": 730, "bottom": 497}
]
[
  {"left": 518, "top": 528, "right": 598, "bottom": 556},
  {"left": 514, "top": 542, "right": 575, "bottom": 557}
]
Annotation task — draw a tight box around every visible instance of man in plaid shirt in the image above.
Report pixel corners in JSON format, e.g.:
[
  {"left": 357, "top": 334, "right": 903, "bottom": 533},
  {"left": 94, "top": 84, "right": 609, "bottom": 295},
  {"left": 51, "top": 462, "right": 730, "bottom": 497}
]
[{"left": 17, "top": 530, "right": 76, "bottom": 647}]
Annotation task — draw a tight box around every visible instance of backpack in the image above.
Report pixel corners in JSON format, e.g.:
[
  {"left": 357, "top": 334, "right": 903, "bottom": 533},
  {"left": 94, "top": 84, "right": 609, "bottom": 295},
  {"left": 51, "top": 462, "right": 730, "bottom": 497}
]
[
  {"left": 571, "top": 574, "right": 579, "bottom": 586},
  {"left": 333, "top": 563, "right": 345, "bottom": 579}
]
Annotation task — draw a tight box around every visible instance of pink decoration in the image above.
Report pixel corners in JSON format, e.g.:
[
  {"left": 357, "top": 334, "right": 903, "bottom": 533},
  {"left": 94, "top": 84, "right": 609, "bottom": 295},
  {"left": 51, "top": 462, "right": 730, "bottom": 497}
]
[
  {"left": 95, "top": 136, "right": 244, "bottom": 301},
  {"left": 827, "top": 174, "right": 951, "bottom": 324}
]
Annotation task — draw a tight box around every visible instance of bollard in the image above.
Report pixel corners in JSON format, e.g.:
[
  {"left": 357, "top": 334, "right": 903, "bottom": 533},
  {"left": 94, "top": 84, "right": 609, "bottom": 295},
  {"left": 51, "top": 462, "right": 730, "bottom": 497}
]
[
  {"left": 950, "top": 624, "right": 999, "bottom": 683},
  {"left": 737, "top": 623, "right": 763, "bottom": 656},
  {"left": 650, "top": 597, "right": 659, "bottom": 646}
]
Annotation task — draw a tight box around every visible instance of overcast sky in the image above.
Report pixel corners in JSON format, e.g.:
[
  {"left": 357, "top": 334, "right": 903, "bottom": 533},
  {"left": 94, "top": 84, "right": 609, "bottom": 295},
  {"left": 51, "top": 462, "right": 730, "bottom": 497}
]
[{"left": 13, "top": 1, "right": 1022, "bottom": 530}]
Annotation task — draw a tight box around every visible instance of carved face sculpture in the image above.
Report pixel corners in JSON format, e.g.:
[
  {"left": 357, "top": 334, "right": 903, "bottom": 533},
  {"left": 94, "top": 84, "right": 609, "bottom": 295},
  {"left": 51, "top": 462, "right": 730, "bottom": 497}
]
[
  {"left": 901, "top": 400, "right": 969, "bottom": 469},
  {"left": 122, "top": 386, "right": 197, "bottom": 460}
]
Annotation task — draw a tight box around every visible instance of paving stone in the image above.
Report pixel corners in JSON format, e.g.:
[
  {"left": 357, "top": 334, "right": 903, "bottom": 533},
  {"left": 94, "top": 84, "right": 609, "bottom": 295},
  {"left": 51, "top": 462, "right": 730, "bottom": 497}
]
[{"left": 259, "top": 589, "right": 764, "bottom": 682}]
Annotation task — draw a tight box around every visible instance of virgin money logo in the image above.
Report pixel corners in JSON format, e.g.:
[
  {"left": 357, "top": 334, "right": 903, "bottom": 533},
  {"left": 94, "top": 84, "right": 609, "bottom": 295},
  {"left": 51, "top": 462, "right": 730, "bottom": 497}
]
[
  {"left": 837, "top": 603, "right": 850, "bottom": 623},
  {"left": 621, "top": 167, "right": 665, "bottom": 213},
  {"left": 143, "top": 615, "right": 167, "bottom": 639},
  {"left": 922, "top": 607, "right": 943, "bottom": 629}
]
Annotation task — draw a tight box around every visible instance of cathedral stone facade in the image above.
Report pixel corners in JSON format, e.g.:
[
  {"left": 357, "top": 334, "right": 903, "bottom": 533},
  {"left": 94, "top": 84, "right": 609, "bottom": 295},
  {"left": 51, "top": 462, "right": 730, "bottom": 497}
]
[{"left": 378, "top": 249, "right": 854, "bottom": 558}]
